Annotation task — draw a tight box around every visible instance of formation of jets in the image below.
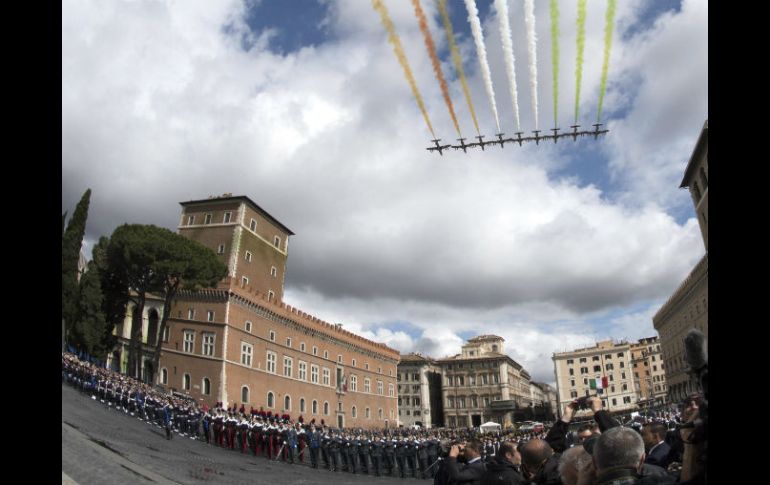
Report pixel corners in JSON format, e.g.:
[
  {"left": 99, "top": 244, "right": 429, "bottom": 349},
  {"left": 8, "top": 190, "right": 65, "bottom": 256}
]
[{"left": 426, "top": 124, "right": 609, "bottom": 155}]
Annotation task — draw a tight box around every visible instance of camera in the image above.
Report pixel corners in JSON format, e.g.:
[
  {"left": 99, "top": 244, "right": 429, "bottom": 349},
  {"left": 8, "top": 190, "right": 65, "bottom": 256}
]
[{"left": 574, "top": 396, "right": 591, "bottom": 410}]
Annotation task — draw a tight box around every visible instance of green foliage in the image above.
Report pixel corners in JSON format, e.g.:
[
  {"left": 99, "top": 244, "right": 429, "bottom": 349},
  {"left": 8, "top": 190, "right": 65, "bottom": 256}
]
[
  {"left": 62, "top": 189, "right": 91, "bottom": 337},
  {"left": 106, "top": 224, "right": 227, "bottom": 379},
  {"left": 72, "top": 261, "right": 107, "bottom": 356}
]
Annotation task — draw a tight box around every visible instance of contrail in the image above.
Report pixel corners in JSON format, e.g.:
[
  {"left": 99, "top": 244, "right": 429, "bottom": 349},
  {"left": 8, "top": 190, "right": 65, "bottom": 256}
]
[
  {"left": 437, "top": 0, "right": 480, "bottom": 135},
  {"left": 523, "top": 0, "right": 539, "bottom": 130},
  {"left": 464, "top": 0, "right": 500, "bottom": 133},
  {"left": 597, "top": 0, "right": 617, "bottom": 122},
  {"left": 550, "top": 0, "right": 559, "bottom": 128},
  {"left": 574, "top": 0, "right": 587, "bottom": 123},
  {"left": 371, "top": 0, "right": 435, "bottom": 137},
  {"left": 494, "top": 0, "right": 521, "bottom": 132},
  {"left": 411, "top": 0, "right": 461, "bottom": 137}
]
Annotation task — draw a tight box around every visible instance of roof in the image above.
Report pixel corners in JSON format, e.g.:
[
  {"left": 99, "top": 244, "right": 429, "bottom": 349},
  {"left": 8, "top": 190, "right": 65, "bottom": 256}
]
[
  {"left": 436, "top": 352, "right": 525, "bottom": 372},
  {"left": 679, "top": 120, "right": 708, "bottom": 188},
  {"left": 399, "top": 353, "right": 435, "bottom": 364},
  {"left": 180, "top": 194, "right": 295, "bottom": 235},
  {"left": 467, "top": 334, "right": 505, "bottom": 342}
]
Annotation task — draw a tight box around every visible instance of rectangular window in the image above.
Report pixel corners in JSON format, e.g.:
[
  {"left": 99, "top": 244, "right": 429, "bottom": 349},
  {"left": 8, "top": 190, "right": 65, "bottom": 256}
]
[
  {"left": 493, "top": 373, "right": 499, "bottom": 384},
  {"left": 298, "top": 361, "right": 307, "bottom": 380},
  {"left": 620, "top": 362, "right": 625, "bottom": 368},
  {"left": 389, "top": 383, "right": 394, "bottom": 397},
  {"left": 245, "top": 251, "right": 252, "bottom": 262},
  {"left": 566, "top": 359, "right": 574, "bottom": 365},
  {"left": 266, "top": 351, "right": 276, "bottom": 373},
  {"left": 187, "top": 308, "right": 195, "bottom": 320},
  {"left": 273, "top": 236, "right": 281, "bottom": 248},
  {"left": 622, "top": 383, "right": 628, "bottom": 391},
  {"left": 377, "top": 380, "right": 383, "bottom": 395},
  {"left": 364, "top": 379, "right": 371, "bottom": 393},
  {"left": 569, "top": 368, "right": 574, "bottom": 376},
  {"left": 593, "top": 365, "right": 601, "bottom": 372},
  {"left": 271, "top": 266, "right": 277, "bottom": 277},
  {"left": 283, "top": 356, "right": 293, "bottom": 377},
  {"left": 223, "top": 212, "right": 232, "bottom": 223},
  {"left": 458, "top": 397, "right": 465, "bottom": 408},
  {"left": 483, "top": 396, "right": 490, "bottom": 406},
  {"left": 482, "top": 374, "right": 488, "bottom": 385},
  {"left": 183, "top": 330, "right": 195, "bottom": 353},
  {"left": 241, "top": 343, "right": 253, "bottom": 366},
  {"left": 623, "top": 396, "right": 631, "bottom": 404},
  {"left": 352, "top": 359, "right": 356, "bottom": 367},
  {"left": 245, "top": 321, "right": 252, "bottom": 332},
  {"left": 457, "top": 376, "right": 464, "bottom": 386},
  {"left": 202, "top": 333, "right": 215, "bottom": 356},
  {"left": 207, "top": 310, "right": 215, "bottom": 322},
  {"left": 186, "top": 215, "right": 194, "bottom": 225},
  {"left": 412, "top": 385, "right": 419, "bottom": 393},
  {"left": 205, "top": 214, "right": 212, "bottom": 224},
  {"left": 217, "top": 244, "right": 225, "bottom": 254},
  {"left": 580, "top": 357, "right": 587, "bottom": 363},
  {"left": 447, "top": 397, "right": 454, "bottom": 408},
  {"left": 338, "top": 355, "right": 343, "bottom": 363},
  {"left": 322, "top": 368, "right": 330, "bottom": 386},
  {"left": 286, "top": 338, "right": 292, "bottom": 348},
  {"left": 617, "top": 353, "right": 624, "bottom": 358},
  {"left": 605, "top": 354, "right": 612, "bottom": 359},
  {"left": 311, "top": 365, "right": 319, "bottom": 383}
]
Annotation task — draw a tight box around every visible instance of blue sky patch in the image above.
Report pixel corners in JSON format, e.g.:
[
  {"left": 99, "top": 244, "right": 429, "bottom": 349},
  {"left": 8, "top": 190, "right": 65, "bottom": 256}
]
[{"left": 240, "top": 0, "right": 333, "bottom": 54}]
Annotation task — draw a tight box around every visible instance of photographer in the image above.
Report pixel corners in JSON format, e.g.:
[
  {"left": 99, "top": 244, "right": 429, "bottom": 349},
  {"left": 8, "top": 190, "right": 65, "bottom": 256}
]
[
  {"left": 480, "top": 441, "right": 524, "bottom": 485},
  {"left": 545, "top": 396, "right": 608, "bottom": 453},
  {"left": 444, "top": 440, "right": 486, "bottom": 485}
]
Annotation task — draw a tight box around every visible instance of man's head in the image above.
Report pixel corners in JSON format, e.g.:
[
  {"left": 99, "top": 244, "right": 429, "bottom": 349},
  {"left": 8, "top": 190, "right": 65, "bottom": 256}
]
[
  {"left": 577, "top": 424, "right": 594, "bottom": 444},
  {"left": 593, "top": 427, "right": 645, "bottom": 474},
  {"left": 641, "top": 422, "right": 667, "bottom": 450},
  {"left": 496, "top": 441, "right": 520, "bottom": 465},
  {"left": 520, "top": 439, "right": 554, "bottom": 478},
  {"left": 464, "top": 440, "right": 482, "bottom": 460},
  {"left": 558, "top": 446, "right": 591, "bottom": 485}
]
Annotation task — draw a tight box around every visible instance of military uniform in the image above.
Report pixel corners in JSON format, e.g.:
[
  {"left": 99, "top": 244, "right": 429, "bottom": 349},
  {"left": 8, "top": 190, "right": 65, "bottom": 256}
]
[{"left": 370, "top": 437, "right": 383, "bottom": 476}]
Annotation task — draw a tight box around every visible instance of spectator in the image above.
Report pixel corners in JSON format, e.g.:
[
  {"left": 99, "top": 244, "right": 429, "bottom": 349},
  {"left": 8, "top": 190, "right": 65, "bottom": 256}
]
[
  {"left": 446, "top": 440, "right": 486, "bottom": 485},
  {"left": 642, "top": 423, "right": 671, "bottom": 468},
  {"left": 558, "top": 446, "right": 591, "bottom": 485},
  {"left": 520, "top": 439, "right": 560, "bottom": 485},
  {"left": 480, "top": 441, "right": 524, "bottom": 485},
  {"left": 591, "top": 427, "right": 676, "bottom": 484}
]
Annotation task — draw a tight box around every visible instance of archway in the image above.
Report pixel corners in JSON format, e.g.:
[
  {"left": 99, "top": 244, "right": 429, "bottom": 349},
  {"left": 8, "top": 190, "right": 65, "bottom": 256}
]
[{"left": 147, "top": 309, "right": 159, "bottom": 346}]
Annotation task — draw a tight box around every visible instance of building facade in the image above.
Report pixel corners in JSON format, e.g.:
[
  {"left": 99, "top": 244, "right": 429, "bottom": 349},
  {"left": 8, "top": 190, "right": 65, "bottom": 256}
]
[
  {"left": 531, "top": 382, "right": 558, "bottom": 421},
  {"left": 630, "top": 337, "right": 668, "bottom": 407},
  {"left": 653, "top": 121, "right": 708, "bottom": 404},
  {"left": 438, "top": 335, "right": 533, "bottom": 428},
  {"left": 135, "top": 194, "right": 400, "bottom": 429},
  {"left": 553, "top": 340, "right": 638, "bottom": 414},
  {"left": 396, "top": 353, "right": 444, "bottom": 428}
]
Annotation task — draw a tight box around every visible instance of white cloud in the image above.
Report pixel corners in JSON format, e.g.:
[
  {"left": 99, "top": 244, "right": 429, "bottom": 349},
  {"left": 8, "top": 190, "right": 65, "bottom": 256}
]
[{"left": 63, "top": 0, "right": 706, "bottom": 386}]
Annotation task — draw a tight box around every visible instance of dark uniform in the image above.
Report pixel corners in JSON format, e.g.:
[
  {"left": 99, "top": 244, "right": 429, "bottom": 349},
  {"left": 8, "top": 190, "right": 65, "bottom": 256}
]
[
  {"left": 384, "top": 438, "right": 397, "bottom": 476},
  {"left": 370, "top": 437, "right": 383, "bottom": 476},
  {"left": 359, "top": 437, "right": 371, "bottom": 474}
]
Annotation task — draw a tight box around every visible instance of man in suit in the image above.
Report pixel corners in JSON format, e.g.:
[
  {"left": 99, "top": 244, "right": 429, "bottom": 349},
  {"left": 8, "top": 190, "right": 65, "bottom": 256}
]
[
  {"left": 446, "top": 440, "right": 486, "bottom": 484},
  {"left": 642, "top": 422, "right": 672, "bottom": 469}
]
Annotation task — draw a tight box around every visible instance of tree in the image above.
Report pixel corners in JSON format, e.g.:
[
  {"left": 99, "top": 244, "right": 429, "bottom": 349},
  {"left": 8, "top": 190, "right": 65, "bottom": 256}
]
[
  {"left": 62, "top": 189, "right": 91, "bottom": 341},
  {"left": 149, "top": 235, "right": 228, "bottom": 383},
  {"left": 106, "top": 224, "right": 227, "bottom": 380},
  {"left": 72, "top": 260, "right": 107, "bottom": 355},
  {"left": 92, "top": 236, "right": 128, "bottom": 360}
]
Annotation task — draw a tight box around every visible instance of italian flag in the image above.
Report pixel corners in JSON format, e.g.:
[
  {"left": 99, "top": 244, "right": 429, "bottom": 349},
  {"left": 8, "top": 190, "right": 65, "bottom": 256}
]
[{"left": 590, "top": 377, "right": 609, "bottom": 390}]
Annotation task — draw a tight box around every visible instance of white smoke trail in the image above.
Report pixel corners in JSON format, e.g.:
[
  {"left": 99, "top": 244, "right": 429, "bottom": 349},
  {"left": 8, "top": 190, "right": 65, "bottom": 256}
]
[
  {"left": 494, "top": 0, "right": 520, "bottom": 132},
  {"left": 523, "top": 0, "right": 539, "bottom": 130},
  {"left": 464, "top": 0, "right": 500, "bottom": 133}
]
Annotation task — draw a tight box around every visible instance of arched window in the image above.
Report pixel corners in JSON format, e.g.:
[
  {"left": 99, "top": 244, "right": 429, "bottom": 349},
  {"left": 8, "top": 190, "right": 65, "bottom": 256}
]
[
  {"left": 284, "top": 395, "right": 291, "bottom": 411},
  {"left": 378, "top": 408, "right": 383, "bottom": 419},
  {"left": 267, "top": 392, "right": 274, "bottom": 408},
  {"left": 352, "top": 406, "right": 357, "bottom": 418},
  {"left": 365, "top": 407, "right": 370, "bottom": 419},
  {"left": 183, "top": 373, "right": 190, "bottom": 391},
  {"left": 160, "top": 368, "right": 168, "bottom": 385},
  {"left": 241, "top": 386, "right": 249, "bottom": 403},
  {"left": 300, "top": 398, "right": 306, "bottom": 413},
  {"left": 324, "top": 401, "right": 329, "bottom": 415},
  {"left": 350, "top": 375, "right": 357, "bottom": 392},
  {"left": 312, "top": 400, "right": 318, "bottom": 414},
  {"left": 202, "top": 377, "right": 210, "bottom": 395}
]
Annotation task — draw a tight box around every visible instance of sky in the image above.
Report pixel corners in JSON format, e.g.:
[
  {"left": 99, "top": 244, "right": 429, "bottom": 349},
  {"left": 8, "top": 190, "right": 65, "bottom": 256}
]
[{"left": 62, "top": 0, "right": 708, "bottom": 388}]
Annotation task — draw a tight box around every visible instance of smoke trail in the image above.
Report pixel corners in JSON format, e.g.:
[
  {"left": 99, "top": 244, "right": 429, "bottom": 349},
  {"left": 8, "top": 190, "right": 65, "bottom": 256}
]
[
  {"left": 574, "top": 0, "right": 587, "bottom": 123},
  {"left": 494, "top": 0, "right": 521, "bottom": 132},
  {"left": 463, "top": 0, "right": 500, "bottom": 133},
  {"left": 597, "top": 0, "right": 617, "bottom": 122},
  {"left": 523, "top": 0, "right": 539, "bottom": 130},
  {"left": 438, "top": 0, "right": 480, "bottom": 135},
  {"left": 550, "top": 0, "right": 559, "bottom": 128},
  {"left": 411, "top": 0, "right": 460, "bottom": 137},
  {"left": 371, "top": 0, "right": 435, "bottom": 137}
]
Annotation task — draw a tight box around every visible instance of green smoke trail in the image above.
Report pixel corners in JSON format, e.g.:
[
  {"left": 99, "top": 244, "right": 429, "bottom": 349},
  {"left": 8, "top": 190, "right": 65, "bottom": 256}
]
[
  {"left": 597, "top": 0, "right": 617, "bottom": 122},
  {"left": 550, "top": 0, "right": 559, "bottom": 128},
  {"left": 574, "top": 0, "right": 586, "bottom": 123}
]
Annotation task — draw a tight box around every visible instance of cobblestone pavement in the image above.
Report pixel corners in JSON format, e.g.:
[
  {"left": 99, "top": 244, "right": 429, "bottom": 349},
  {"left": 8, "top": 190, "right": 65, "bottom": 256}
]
[{"left": 62, "top": 383, "right": 427, "bottom": 485}]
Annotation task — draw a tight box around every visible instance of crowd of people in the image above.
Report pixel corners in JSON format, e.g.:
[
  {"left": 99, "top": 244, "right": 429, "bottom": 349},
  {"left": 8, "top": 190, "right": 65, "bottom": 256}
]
[{"left": 62, "top": 351, "right": 706, "bottom": 484}]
